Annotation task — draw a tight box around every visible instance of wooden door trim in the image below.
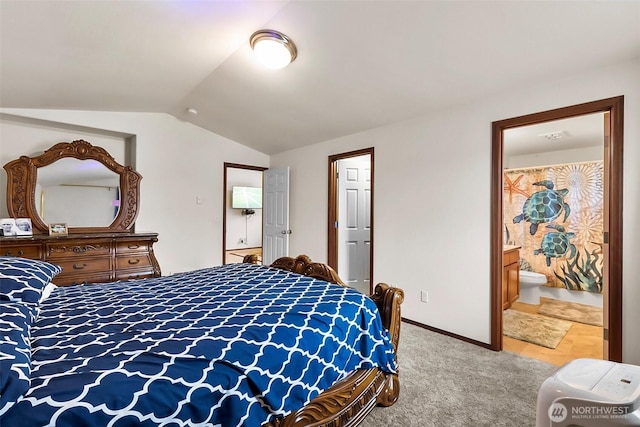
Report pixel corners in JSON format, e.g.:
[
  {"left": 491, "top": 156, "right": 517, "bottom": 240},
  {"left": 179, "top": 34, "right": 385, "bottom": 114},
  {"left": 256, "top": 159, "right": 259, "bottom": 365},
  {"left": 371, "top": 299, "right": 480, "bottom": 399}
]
[
  {"left": 490, "top": 96, "right": 623, "bottom": 361},
  {"left": 222, "top": 162, "right": 268, "bottom": 265},
  {"left": 328, "top": 148, "right": 374, "bottom": 290}
]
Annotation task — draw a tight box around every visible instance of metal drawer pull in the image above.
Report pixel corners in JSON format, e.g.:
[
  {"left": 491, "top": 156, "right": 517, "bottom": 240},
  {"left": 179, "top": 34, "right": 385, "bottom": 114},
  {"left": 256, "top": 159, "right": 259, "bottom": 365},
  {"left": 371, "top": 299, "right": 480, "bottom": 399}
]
[
  {"left": 73, "top": 263, "right": 87, "bottom": 270},
  {"left": 128, "top": 259, "right": 140, "bottom": 265},
  {"left": 128, "top": 244, "right": 140, "bottom": 249},
  {"left": 4, "top": 250, "right": 24, "bottom": 256}
]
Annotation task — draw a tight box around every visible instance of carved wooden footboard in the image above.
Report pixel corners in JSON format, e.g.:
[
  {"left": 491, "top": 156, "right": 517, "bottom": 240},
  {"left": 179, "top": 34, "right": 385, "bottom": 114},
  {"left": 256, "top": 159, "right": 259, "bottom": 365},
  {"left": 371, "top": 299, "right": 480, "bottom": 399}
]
[{"left": 247, "top": 255, "right": 404, "bottom": 427}]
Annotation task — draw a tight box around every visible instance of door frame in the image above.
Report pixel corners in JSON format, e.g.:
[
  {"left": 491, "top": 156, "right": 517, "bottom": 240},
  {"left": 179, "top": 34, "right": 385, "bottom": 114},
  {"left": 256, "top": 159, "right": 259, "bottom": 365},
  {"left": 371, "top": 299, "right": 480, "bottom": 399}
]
[
  {"left": 328, "top": 148, "right": 374, "bottom": 290},
  {"left": 490, "top": 96, "right": 624, "bottom": 361},
  {"left": 222, "top": 162, "right": 267, "bottom": 264}
]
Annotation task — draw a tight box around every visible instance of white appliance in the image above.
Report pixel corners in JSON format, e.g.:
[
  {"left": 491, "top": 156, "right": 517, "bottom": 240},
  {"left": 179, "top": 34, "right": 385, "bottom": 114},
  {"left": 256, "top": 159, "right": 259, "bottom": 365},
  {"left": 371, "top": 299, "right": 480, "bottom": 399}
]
[{"left": 536, "top": 358, "right": 640, "bottom": 426}]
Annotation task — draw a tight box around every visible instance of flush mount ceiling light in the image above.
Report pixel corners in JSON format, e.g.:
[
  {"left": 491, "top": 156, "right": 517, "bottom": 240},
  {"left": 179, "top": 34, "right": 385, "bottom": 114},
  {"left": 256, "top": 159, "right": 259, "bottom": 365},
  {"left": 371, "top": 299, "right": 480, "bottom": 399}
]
[
  {"left": 538, "top": 131, "right": 568, "bottom": 140},
  {"left": 250, "top": 29, "right": 297, "bottom": 69}
]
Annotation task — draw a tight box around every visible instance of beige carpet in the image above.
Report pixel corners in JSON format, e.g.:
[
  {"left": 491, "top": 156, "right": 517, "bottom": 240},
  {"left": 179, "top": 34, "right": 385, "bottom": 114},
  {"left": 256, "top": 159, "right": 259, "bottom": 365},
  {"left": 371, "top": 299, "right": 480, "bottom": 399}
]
[
  {"left": 537, "top": 298, "right": 603, "bottom": 327},
  {"left": 503, "top": 309, "right": 572, "bottom": 349},
  {"left": 364, "top": 322, "right": 556, "bottom": 427}
]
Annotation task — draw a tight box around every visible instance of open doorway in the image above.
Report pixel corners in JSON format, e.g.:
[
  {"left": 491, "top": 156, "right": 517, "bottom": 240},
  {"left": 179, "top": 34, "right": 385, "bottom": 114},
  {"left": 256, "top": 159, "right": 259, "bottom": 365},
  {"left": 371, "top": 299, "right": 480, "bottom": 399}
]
[
  {"left": 502, "top": 113, "right": 605, "bottom": 365},
  {"left": 491, "top": 96, "right": 623, "bottom": 362},
  {"left": 328, "top": 148, "right": 374, "bottom": 293},
  {"left": 222, "top": 163, "right": 267, "bottom": 264}
]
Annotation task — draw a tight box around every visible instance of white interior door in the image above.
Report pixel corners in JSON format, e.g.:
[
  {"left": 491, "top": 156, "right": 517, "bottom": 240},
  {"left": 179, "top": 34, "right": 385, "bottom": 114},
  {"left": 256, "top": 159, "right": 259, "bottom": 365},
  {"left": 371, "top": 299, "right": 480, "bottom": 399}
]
[
  {"left": 338, "top": 157, "right": 371, "bottom": 293},
  {"left": 262, "top": 167, "right": 290, "bottom": 266}
]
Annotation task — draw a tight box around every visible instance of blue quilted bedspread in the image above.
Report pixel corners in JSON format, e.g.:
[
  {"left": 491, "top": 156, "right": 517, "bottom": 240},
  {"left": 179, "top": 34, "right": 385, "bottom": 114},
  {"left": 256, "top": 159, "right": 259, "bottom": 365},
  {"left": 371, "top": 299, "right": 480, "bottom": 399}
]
[{"left": 1, "top": 263, "right": 397, "bottom": 426}]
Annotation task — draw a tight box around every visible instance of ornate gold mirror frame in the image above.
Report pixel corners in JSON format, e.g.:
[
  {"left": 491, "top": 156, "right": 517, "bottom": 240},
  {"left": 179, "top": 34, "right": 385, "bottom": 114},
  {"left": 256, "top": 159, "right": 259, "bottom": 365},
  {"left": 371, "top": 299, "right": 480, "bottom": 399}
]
[{"left": 4, "top": 139, "right": 141, "bottom": 234}]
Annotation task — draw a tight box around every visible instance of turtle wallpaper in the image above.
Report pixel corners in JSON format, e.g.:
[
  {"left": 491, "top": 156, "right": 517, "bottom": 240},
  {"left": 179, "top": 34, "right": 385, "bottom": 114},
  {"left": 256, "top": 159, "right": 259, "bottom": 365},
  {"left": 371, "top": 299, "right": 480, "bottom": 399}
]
[{"left": 504, "top": 161, "right": 603, "bottom": 293}]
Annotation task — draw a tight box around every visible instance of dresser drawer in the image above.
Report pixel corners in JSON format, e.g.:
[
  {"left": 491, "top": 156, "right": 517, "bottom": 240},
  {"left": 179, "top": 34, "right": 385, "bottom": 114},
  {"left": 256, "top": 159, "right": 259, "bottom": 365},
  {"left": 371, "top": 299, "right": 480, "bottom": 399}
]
[
  {"left": 55, "top": 272, "right": 114, "bottom": 287},
  {"left": 115, "top": 240, "right": 151, "bottom": 254},
  {"left": 56, "top": 256, "right": 112, "bottom": 276},
  {"left": 46, "top": 240, "right": 112, "bottom": 260},
  {"left": 1, "top": 243, "right": 42, "bottom": 259},
  {"left": 1, "top": 233, "right": 160, "bottom": 285},
  {"left": 115, "top": 254, "right": 152, "bottom": 270},
  {"left": 115, "top": 269, "right": 156, "bottom": 281}
]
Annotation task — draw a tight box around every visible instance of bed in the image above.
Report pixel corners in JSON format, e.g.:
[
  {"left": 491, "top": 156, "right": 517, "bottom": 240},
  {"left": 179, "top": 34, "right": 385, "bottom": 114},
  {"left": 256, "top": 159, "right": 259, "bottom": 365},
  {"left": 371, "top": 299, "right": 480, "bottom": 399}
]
[{"left": 0, "top": 254, "right": 404, "bottom": 426}]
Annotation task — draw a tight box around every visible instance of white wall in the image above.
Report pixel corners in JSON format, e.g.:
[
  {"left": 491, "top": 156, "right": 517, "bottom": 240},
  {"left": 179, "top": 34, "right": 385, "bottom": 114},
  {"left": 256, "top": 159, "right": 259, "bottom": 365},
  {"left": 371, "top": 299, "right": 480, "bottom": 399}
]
[
  {"left": 270, "top": 58, "right": 640, "bottom": 364},
  {"left": 0, "top": 110, "right": 270, "bottom": 275},
  {"left": 0, "top": 115, "right": 127, "bottom": 162},
  {"left": 226, "top": 168, "right": 263, "bottom": 250}
]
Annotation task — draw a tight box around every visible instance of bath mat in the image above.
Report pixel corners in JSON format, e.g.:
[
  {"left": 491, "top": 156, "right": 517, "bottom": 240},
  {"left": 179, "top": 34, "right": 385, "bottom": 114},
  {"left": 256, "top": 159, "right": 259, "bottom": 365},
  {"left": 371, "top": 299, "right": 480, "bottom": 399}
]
[
  {"left": 537, "top": 298, "right": 603, "bottom": 327},
  {"left": 503, "top": 309, "right": 572, "bottom": 349}
]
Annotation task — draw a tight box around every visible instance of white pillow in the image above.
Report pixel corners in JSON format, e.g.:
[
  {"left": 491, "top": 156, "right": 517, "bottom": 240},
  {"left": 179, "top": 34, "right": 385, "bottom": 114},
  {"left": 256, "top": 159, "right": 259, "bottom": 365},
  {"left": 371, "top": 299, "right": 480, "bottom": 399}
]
[{"left": 40, "top": 282, "right": 59, "bottom": 303}]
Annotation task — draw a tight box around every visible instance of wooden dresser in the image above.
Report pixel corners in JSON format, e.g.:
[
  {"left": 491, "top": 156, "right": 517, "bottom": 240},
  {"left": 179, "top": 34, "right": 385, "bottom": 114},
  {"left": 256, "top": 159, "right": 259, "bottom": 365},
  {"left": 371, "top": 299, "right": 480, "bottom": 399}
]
[{"left": 0, "top": 232, "right": 161, "bottom": 286}]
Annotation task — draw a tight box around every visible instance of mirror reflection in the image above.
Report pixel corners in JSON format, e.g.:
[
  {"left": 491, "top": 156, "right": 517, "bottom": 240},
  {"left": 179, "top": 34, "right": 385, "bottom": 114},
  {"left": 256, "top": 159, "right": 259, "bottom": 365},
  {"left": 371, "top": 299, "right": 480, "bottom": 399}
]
[{"left": 36, "top": 158, "right": 121, "bottom": 227}]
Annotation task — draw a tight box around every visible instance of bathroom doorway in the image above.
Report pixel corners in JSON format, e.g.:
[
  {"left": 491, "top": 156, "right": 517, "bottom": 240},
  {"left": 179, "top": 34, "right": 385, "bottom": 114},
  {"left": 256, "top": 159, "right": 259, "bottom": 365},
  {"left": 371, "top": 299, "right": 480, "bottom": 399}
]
[
  {"left": 490, "top": 96, "right": 623, "bottom": 363},
  {"left": 502, "top": 113, "right": 605, "bottom": 365}
]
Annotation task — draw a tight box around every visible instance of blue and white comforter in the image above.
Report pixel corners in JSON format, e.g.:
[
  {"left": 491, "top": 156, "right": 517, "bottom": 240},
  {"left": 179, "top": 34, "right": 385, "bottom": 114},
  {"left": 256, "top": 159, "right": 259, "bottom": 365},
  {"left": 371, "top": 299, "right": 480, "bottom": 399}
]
[{"left": 1, "top": 263, "right": 397, "bottom": 426}]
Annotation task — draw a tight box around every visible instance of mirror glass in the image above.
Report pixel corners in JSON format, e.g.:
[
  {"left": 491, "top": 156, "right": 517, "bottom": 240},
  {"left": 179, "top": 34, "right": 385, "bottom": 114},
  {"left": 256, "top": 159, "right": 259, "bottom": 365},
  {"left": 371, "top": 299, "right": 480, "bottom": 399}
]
[{"left": 36, "top": 158, "right": 121, "bottom": 227}]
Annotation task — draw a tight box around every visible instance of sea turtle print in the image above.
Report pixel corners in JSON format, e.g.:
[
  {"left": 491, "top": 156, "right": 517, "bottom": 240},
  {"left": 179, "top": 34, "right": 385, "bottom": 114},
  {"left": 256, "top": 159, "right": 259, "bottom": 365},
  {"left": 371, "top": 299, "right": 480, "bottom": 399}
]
[
  {"left": 513, "top": 180, "right": 570, "bottom": 235},
  {"left": 534, "top": 224, "right": 577, "bottom": 267}
]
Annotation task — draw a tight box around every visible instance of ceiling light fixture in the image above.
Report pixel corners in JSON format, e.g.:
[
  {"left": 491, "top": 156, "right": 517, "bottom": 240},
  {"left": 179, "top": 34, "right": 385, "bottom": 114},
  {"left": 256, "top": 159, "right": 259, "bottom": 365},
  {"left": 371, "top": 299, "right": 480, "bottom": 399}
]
[
  {"left": 250, "top": 29, "right": 297, "bottom": 69},
  {"left": 538, "top": 131, "right": 567, "bottom": 140}
]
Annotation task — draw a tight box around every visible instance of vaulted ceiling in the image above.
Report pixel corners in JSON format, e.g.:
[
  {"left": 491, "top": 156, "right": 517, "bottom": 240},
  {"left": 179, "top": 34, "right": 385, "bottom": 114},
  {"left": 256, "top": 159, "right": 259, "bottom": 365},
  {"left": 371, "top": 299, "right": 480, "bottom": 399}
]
[{"left": 1, "top": 1, "right": 639, "bottom": 155}]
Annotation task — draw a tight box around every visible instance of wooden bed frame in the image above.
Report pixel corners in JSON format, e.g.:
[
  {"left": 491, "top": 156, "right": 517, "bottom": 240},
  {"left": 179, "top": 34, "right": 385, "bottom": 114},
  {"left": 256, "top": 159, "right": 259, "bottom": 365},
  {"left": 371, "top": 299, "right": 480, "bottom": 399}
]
[{"left": 243, "top": 254, "right": 404, "bottom": 427}]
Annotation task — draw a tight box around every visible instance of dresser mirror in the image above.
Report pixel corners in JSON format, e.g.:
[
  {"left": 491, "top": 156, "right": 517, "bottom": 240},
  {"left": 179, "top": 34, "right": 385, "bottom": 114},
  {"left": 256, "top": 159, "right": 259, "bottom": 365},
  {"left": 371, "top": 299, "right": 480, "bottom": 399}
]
[
  {"left": 37, "top": 157, "right": 121, "bottom": 227},
  {"left": 4, "top": 139, "right": 141, "bottom": 234}
]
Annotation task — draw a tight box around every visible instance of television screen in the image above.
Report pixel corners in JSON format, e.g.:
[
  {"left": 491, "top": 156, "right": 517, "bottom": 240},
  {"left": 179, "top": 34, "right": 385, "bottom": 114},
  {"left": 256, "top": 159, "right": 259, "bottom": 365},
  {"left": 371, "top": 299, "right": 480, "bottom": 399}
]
[{"left": 232, "top": 186, "right": 262, "bottom": 209}]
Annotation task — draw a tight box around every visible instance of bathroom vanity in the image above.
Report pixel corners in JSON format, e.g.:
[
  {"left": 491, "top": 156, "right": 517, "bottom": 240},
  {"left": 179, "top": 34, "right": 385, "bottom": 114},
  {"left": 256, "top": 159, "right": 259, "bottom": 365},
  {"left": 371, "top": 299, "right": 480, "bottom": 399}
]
[{"left": 503, "top": 245, "right": 520, "bottom": 309}]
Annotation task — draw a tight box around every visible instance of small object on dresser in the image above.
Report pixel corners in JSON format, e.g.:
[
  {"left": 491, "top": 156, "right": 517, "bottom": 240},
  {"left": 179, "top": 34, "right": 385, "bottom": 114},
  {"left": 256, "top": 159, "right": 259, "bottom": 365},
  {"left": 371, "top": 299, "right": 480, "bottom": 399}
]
[
  {"left": 48, "top": 223, "right": 68, "bottom": 236},
  {"left": 15, "top": 218, "right": 33, "bottom": 236},
  {"left": 1, "top": 218, "right": 17, "bottom": 236}
]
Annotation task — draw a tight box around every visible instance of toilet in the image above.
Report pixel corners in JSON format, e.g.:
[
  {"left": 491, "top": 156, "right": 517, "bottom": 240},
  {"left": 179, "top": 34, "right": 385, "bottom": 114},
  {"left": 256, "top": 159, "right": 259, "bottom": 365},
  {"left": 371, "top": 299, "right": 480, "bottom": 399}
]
[{"left": 518, "top": 271, "right": 548, "bottom": 305}]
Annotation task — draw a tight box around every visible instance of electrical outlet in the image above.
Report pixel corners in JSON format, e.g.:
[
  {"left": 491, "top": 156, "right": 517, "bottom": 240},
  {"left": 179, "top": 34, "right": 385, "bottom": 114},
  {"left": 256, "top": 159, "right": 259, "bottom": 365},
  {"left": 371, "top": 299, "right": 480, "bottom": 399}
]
[{"left": 420, "top": 290, "right": 429, "bottom": 303}]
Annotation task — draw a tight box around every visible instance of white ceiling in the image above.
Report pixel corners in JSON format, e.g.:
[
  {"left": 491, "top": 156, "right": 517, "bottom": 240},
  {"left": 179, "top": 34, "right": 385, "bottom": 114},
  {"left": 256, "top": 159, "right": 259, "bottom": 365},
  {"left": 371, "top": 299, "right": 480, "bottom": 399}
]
[
  {"left": 1, "top": 1, "right": 639, "bottom": 155},
  {"left": 504, "top": 112, "right": 605, "bottom": 158}
]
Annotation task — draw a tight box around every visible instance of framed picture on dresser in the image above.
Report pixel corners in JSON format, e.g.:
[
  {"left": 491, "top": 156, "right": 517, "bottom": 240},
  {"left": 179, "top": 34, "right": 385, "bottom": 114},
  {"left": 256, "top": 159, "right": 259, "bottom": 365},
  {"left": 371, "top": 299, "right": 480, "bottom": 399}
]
[
  {"left": 48, "top": 223, "right": 68, "bottom": 236},
  {"left": 14, "top": 218, "right": 33, "bottom": 236},
  {"left": 1, "top": 218, "right": 16, "bottom": 236}
]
